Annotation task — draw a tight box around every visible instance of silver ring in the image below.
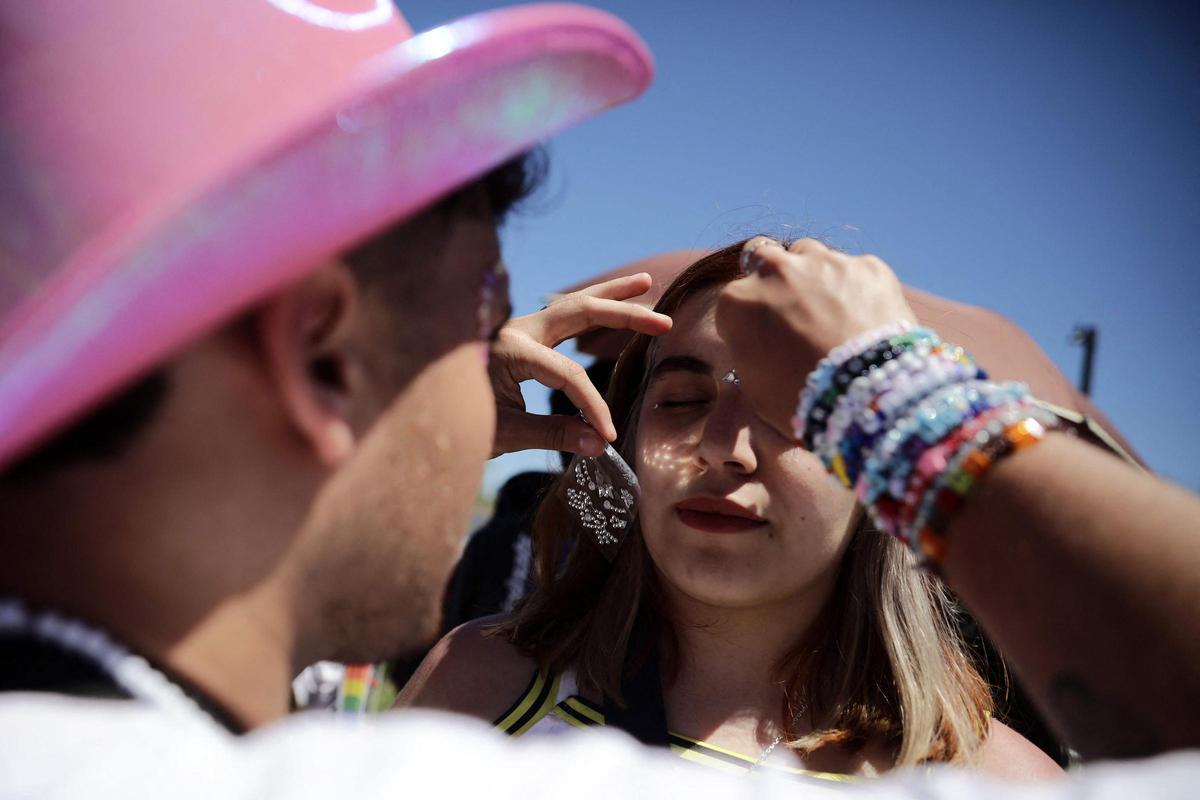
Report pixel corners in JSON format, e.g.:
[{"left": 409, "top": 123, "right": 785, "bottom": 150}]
[{"left": 739, "top": 238, "right": 778, "bottom": 274}]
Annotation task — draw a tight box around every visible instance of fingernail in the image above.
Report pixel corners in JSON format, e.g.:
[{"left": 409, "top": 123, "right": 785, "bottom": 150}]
[{"left": 579, "top": 432, "right": 605, "bottom": 456}]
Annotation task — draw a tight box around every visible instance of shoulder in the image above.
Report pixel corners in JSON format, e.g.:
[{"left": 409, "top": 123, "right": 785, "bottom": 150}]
[
  {"left": 394, "top": 615, "right": 538, "bottom": 724},
  {"left": 974, "top": 719, "right": 1064, "bottom": 781}
]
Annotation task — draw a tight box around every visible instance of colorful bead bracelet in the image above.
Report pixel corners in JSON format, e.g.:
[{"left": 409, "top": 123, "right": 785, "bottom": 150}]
[{"left": 795, "top": 324, "right": 1059, "bottom": 567}]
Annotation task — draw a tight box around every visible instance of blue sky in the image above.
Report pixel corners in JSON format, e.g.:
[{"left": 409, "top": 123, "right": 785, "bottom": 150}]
[{"left": 404, "top": 1, "right": 1200, "bottom": 491}]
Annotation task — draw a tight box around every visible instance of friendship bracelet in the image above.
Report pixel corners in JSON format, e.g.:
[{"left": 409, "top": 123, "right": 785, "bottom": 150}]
[
  {"left": 874, "top": 381, "right": 1030, "bottom": 504},
  {"left": 906, "top": 404, "right": 1058, "bottom": 542},
  {"left": 795, "top": 326, "right": 1059, "bottom": 568},
  {"left": 792, "top": 322, "right": 923, "bottom": 443},
  {"left": 857, "top": 384, "right": 1030, "bottom": 539},
  {"left": 801, "top": 326, "right": 940, "bottom": 450},
  {"left": 890, "top": 402, "right": 1033, "bottom": 540},
  {"left": 835, "top": 357, "right": 988, "bottom": 493},
  {"left": 911, "top": 411, "right": 1057, "bottom": 565}
]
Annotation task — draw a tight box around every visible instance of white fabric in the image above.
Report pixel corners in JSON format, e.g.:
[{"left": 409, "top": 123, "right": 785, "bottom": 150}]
[
  {"left": 2, "top": 693, "right": 1198, "bottom": 799},
  {"left": 291, "top": 662, "right": 345, "bottom": 711}
]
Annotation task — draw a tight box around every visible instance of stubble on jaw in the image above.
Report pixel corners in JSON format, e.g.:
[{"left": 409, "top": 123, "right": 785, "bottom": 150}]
[{"left": 296, "top": 208, "right": 502, "bottom": 666}]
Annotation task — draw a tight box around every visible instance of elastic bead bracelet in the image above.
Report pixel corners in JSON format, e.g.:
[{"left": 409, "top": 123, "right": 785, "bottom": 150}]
[
  {"left": 859, "top": 391, "right": 1027, "bottom": 542},
  {"left": 891, "top": 402, "right": 1033, "bottom": 540},
  {"left": 852, "top": 348, "right": 984, "bottom": 445},
  {"left": 802, "top": 329, "right": 942, "bottom": 451},
  {"left": 851, "top": 374, "right": 1007, "bottom": 508},
  {"left": 905, "top": 405, "right": 1036, "bottom": 544},
  {"left": 827, "top": 361, "right": 980, "bottom": 492},
  {"left": 876, "top": 381, "right": 1029, "bottom": 504},
  {"left": 796, "top": 327, "right": 1059, "bottom": 570},
  {"left": 793, "top": 322, "right": 925, "bottom": 442},
  {"left": 908, "top": 409, "right": 1058, "bottom": 563}
]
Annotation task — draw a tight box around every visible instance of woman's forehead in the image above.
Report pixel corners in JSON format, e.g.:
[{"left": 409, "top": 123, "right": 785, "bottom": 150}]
[{"left": 655, "top": 291, "right": 726, "bottom": 361}]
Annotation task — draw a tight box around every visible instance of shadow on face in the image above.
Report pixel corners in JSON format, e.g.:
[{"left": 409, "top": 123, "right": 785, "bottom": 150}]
[{"left": 633, "top": 291, "right": 858, "bottom": 612}]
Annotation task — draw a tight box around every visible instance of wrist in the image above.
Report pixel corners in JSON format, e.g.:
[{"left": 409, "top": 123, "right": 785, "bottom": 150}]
[{"left": 795, "top": 327, "right": 1059, "bottom": 568}]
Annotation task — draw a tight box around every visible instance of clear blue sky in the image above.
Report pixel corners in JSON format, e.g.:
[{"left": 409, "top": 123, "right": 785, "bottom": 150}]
[{"left": 403, "top": 1, "right": 1200, "bottom": 491}]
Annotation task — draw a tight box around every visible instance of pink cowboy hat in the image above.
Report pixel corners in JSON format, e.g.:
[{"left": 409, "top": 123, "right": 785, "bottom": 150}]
[
  {"left": 558, "top": 250, "right": 1143, "bottom": 466},
  {"left": 0, "top": 1, "right": 653, "bottom": 469}
]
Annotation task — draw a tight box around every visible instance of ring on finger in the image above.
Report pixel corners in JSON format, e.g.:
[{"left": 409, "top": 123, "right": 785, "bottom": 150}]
[
  {"left": 786, "top": 237, "right": 828, "bottom": 255},
  {"left": 739, "top": 237, "right": 782, "bottom": 274}
]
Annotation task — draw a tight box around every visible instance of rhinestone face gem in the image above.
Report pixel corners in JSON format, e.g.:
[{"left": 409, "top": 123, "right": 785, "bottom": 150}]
[{"left": 564, "top": 444, "right": 640, "bottom": 560}]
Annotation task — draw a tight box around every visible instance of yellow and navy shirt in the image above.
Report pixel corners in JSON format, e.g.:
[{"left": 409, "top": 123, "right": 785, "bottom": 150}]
[{"left": 494, "top": 669, "right": 856, "bottom": 782}]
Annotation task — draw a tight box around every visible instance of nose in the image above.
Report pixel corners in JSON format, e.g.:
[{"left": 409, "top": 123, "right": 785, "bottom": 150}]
[{"left": 695, "top": 390, "right": 757, "bottom": 475}]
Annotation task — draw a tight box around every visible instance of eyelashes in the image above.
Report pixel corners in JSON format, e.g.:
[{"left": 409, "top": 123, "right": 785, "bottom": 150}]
[{"left": 653, "top": 398, "right": 710, "bottom": 410}]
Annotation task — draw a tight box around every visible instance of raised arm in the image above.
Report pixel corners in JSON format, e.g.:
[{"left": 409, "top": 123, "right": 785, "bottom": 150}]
[{"left": 715, "top": 237, "right": 1200, "bottom": 760}]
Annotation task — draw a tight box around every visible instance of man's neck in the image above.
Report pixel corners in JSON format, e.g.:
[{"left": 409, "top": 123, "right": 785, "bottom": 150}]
[{"left": 0, "top": 444, "right": 313, "bottom": 729}]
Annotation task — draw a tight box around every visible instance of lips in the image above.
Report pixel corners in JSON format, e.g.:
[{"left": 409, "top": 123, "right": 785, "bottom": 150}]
[{"left": 673, "top": 496, "right": 767, "bottom": 534}]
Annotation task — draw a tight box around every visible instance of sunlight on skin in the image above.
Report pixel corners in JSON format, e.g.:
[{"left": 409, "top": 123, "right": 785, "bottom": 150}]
[
  {"left": 632, "top": 291, "right": 858, "bottom": 610},
  {"left": 639, "top": 439, "right": 696, "bottom": 492}
]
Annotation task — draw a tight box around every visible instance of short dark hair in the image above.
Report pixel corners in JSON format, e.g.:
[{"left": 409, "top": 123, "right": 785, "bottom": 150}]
[
  {"left": 2, "top": 150, "right": 547, "bottom": 481},
  {"left": 441, "top": 147, "right": 547, "bottom": 227}
]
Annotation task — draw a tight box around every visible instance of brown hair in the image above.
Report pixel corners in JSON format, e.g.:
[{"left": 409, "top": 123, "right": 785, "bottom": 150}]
[{"left": 500, "top": 242, "right": 992, "bottom": 766}]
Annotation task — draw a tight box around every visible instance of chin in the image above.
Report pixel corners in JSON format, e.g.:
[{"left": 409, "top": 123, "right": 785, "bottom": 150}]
[
  {"left": 684, "top": 585, "right": 786, "bottom": 610},
  {"left": 664, "top": 563, "right": 785, "bottom": 610}
]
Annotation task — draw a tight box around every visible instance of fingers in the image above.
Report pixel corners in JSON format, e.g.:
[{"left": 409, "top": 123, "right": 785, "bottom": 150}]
[
  {"left": 739, "top": 237, "right": 845, "bottom": 283},
  {"left": 506, "top": 340, "right": 616, "bottom": 440},
  {"left": 493, "top": 409, "right": 606, "bottom": 458},
  {"left": 570, "top": 271, "right": 655, "bottom": 301},
  {"left": 539, "top": 295, "right": 672, "bottom": 347},
  {"left": 786, "top": 238, "right": 830, "bottom": 256},
  {"left": 739, "top": 237, "right": 785, "bottom": 274}
]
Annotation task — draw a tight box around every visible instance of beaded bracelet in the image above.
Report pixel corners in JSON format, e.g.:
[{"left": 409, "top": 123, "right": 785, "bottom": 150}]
[
  {"left": 910, "top": 411, "right": 1056, "bottom": 564},
  {"left": 852, "top": 373, "right": 1003, "bottom": 504},
  {"left": 815, "top": 344, "right": 983, "bottom": 482},
  {"left": 834, "top": 358, "right": 989, "bottom": 494},
  {"left": 857, "top": 383, "right": 1031, "bottom": 539},
  {"left": 801, "top": 328, "right": 941, "bottom": 451},
  {"left": 795, "top": 325, "right": 1059, "bottom": 567},
  {"left": 793, "top": 322, "right": 924, "bottom": 443},
  {"left": 890, "top": 402, "right": 1034, "bottom": 540},
  {"left": 873, "top": 381, "right": 1030, "bottom": 504}
]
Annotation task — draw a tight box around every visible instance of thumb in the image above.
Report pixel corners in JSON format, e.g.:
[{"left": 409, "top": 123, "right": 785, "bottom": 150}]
[{"left": 493, "top": 409, "right": 607, "bottom": 459}]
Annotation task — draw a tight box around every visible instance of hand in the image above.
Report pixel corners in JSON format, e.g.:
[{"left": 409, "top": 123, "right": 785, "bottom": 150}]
[
  {"left": 714, "top": 238, "right": 916, "bottom": 439},
  {"left": 489, "top": 272, "right": 672, "bottom": 458}
]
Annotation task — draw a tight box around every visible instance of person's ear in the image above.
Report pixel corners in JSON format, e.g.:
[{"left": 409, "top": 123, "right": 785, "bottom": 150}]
[{"left": 258, "top": 262, "right": 361, "bottom": 467}]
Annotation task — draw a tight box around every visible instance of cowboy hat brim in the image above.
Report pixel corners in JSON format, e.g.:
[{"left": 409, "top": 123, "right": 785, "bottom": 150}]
[{"left": 0, "top": 4, "right": 653, "bottom": 468}]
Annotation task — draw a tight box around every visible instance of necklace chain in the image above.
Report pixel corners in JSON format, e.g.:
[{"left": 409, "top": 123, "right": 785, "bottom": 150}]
[
  {"left": 749, "top": 699, "right": 807, "bottom": 773},
  {"left": 0, "top": 599, "right": 222, "bottom": 732}
]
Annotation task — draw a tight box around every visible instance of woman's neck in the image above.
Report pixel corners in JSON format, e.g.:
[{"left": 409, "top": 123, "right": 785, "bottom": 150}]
[{"left": 661, "top": 582, "right": 829, "bottom": 742}]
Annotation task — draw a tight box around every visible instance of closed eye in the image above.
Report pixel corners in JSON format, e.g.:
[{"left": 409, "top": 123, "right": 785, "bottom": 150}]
[{"left": 656, "top": 398, "right": 709, "bottom": 409}]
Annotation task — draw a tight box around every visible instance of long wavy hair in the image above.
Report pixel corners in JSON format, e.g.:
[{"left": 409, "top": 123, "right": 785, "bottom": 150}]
[{"left": 500, "top": 242, "right": 992, "bottom": 766}]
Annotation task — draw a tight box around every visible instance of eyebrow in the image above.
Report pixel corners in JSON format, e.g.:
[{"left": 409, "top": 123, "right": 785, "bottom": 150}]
[{"left": 648, "top": 355, "right": 712, "bottom": 381}]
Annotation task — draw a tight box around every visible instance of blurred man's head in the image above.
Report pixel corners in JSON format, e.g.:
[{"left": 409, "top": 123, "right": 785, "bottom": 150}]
[
  {"left": 1, "top": 154, "right": 542, "bottom": 668},
  {"left": 0, "top": 1, "right": 650, "bottom": 726}
]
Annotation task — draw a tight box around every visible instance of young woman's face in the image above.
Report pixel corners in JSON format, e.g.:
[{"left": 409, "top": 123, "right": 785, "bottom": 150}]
[{"left": 635, "top": 289, "right": 858, "bottom": 610}]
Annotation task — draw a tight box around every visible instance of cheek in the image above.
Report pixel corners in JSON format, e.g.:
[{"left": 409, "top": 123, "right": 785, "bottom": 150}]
[
  {"left": 340, "top": 344, "right": 494, "bottom": 603},
  {"left": 770, "top": 448, "right": 858, "bottom": 544},
  {"left": 400, "top": 343, "right": 494, "bottom": 506},
  {"left": 634, "top": 417, "right": 700, "bottom": 510}
]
